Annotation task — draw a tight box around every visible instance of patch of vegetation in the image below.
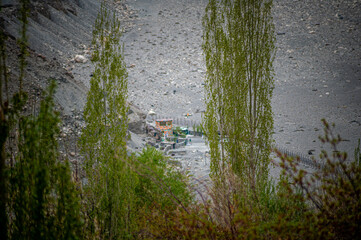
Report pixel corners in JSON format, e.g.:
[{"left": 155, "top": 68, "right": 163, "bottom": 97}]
[
  {"left": 1, "top": 1, "right": 82, "bottom": 239},
  {"left": 1, "top": 0, "right": 360, "bottom": 239},
  {"left": 139, "top": 120, "right": 361, "bottom": 240},
  {"left": 202, "top": 0, "right": 275, "bottom": 187},
  {"left": 272, "top": 119, "right": 361, "bottom": 239},
  {"left": 173, "top": 126, "right": 187, "bottom": 138}
]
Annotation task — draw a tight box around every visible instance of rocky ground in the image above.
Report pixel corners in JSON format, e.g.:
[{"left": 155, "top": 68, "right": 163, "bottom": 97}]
[
  {"left": 120, "top": 0, "right": 361, "bottom": 183},
  {"left": 272, "top": 0, "right": 361, "bottom": 157},
  {"left": 1, "top": 0, "right": 145, "bottom": 158},
  {"left": 120, "top": 0, "right": 361, "bottom": 158},
  {"left": 1, "top": 0, "right": 361, "bottom": 183}
]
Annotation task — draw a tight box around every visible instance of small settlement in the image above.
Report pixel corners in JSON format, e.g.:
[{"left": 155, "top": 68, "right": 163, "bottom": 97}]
[
  {"left": 145, "top": 118, "right": 193, "bottom": 154},
  {"left": 155, "top": 119, "right": 173, "bottom": 138}
]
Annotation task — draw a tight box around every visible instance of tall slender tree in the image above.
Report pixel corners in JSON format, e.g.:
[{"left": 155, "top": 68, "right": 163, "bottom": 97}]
[
  {"left": 0, "top": 2, "right": 9, "bottom": 238},
  {"left": 79, "top": 2, "right": 133, "bottom": 238},
  {"left": 202, "top": 0, "right": 275, "bottom": 189},
  {"left": 11, "top": 81, "right": 82, "bottom": 240},
  {"left": 0, "top": 0, "right": 30, "bottom": 238}
]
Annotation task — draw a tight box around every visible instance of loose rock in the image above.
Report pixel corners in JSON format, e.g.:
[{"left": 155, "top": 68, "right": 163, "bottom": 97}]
[{"left": 74, "top": 55, "right": 88, "bottom": 63}]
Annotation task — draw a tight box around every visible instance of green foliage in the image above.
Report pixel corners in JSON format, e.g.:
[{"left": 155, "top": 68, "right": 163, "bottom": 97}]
[
  {"left": 141, "top": 121, "right": 361, "bottom": 239},
  {"left": 1, "top": 1, "right": 83, "bottom": 238},
  {"left": 79, "top": 2, "right": 194, "bottom": 238},
  {"left": 202, "top": 0, "right": 275, "bottom": 190},
  {"left": 201, "top": 1, "right": 359, "bottom": 238},
  {"left": 139, "top": 167, "right": 284, "bottom": 239},
  {"left": 201, "top": 1, "right": 277, "bottom": 236},
  {"left": 0, "top": 0, "right": 30, "bottom": 236},
  {"left": 0, "top": 4, "right": 10, "bottom": 238},
  {"left": 128, "top": 148, "right": 193, "bottom": 239},
  {"left": 17, "top": 0, "right": 30, "bottom": 91},
  {"left": 273, "top": 119, "right": 361, "bottom": 239},
  {"left": 6, "top": 81, "right": 83, "bottom": 240},
  {"left": 54, "top": 161, "right": 83, "bottom": 240},
  {"left": 80, "top": 2, "right": 128, "bottom": 162},
  {"left": 11, "top": 81, "right": 60, "bottom": 239},
  {"left": 2, "top": 0, "right": 360, "bottom": 239},
  {"left": 355, "top": 138, "right": 361, "bottom": 166},
  {"left": 79, "top": 2, "right": 134, "bottom": 238},
  {"left": 173, "top": 126, "right": 187, "bottom": 138},
  {"left": 134, "top": 147, "right": 192, "bottom": 209},
  {"left": 195, "top": 124, "right": 203, "bottom": 135}
]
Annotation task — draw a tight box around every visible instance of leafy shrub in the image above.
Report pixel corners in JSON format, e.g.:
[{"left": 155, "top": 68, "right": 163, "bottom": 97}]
[
  {"left": 140, "top": 120, "right": 361, "bottom": 240},
  {"left": 5, "top": 82, "right": 83, "bottom": 240},
  {"left": 134, "top": 147, "right": 192, "bottom": 209},
  {"left": 173, "top": 126, "right": 187, "bottom": 138},
  {"left": 273, "top": 119, "right": 361, "bottom": 239}
]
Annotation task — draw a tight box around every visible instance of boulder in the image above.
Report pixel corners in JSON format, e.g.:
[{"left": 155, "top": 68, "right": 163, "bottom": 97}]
[
  {"left": 74, "top": 55, "right": 88, "bottom": 63},
  {"left": 128, "top": 104, "right": 146, "bottom": 134}
]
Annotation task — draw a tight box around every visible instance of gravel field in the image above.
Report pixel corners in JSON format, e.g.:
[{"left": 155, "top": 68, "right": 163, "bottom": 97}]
[
  {"left": 121, "top": 0, "right": 361, "bottom": 158},
  {"left": 2, "top": 0, "right": 360, "bottom": 181}
]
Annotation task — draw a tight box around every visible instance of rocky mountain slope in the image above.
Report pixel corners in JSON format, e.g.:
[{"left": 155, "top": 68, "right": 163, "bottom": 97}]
[
  {"left": 1, "top": 0, "right": 146, "bottom": 155},
  {"left": 1, "top": 0, "right": 361, "bottom": 160}
]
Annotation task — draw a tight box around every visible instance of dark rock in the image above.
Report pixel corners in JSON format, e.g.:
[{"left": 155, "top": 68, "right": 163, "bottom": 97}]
[
  {"left": 350, "top": 120, "right": 361, "bottom": 126},
  {"left": 128, "top": 104, "right": 146, "bottom": 134},
  {"left": 336, "top": 13, "right": 344, "bottom": 20}
]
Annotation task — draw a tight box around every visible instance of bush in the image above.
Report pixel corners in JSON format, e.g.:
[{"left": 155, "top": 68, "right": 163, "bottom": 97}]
[
  {"left": 173, "top": 126, "right": 187, "bottom": 138},
  {"left": 273, "top": 119, "right": 361, "bottom": 239},
  {"left": 139, "top": 120, "right": 361, "bottom": 239},
  {"left": 134, "top": 147, "right": 192, "bottom": 209},
  {"left": 6, "top": 82, "right": 83, "bottom": 240}
]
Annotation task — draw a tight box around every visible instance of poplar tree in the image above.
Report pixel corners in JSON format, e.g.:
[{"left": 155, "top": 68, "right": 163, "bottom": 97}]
[
  {"left": 202, "top": 0, "right": 275, "bottom": 189},
  {"left": 0, "top": 3, "right": 10, "bottom": 238},
  {"left": 79, "top": 2, "right": 133, "bottom": 238},
  {"left": 11, "top": 81, "right": 82, "bottom": 240},
  {"left": 0, "top": 1, "right": 83, "bottom": 238}
]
